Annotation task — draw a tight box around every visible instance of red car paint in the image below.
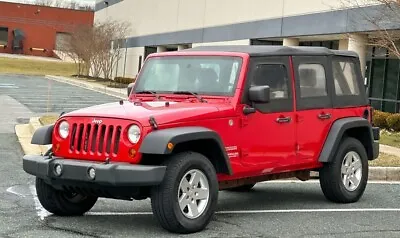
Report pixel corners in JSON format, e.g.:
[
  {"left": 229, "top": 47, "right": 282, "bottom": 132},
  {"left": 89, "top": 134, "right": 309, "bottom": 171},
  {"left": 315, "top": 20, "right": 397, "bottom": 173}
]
[{"left": 52, "top": 50, "right": 370, "bottom": 182}]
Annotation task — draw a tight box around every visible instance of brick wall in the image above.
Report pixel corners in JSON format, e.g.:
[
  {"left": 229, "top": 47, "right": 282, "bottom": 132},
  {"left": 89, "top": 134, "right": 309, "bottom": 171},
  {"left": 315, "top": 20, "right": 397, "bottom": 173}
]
[{"left": 0, "top": 2, "right": 94, "bottom": 57}]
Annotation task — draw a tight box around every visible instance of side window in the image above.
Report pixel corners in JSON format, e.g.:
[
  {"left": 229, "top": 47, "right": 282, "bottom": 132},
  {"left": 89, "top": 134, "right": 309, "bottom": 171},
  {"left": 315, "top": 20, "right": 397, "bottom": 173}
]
[
  {"left": 298, "top": 64, "right": 327, "bottom": 98},
  {"left": 332, "top": 60, "right": 360, "bottom": 96},
  {"left": 293, "top": 57, "right": 332, "bottom": 110},
  {"left": 253, "top": 64, "right": 290, "bottom": 100},
  {"left": 0, "top": 27, "right": 8, "bottom": 46}
]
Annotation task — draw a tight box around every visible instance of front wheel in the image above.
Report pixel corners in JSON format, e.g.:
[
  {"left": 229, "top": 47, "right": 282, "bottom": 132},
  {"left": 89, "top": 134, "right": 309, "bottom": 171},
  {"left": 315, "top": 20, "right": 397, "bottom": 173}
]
[
  {"left": 319, "top": 137, "right": 368, "bottom": 203},
  {"left": 151, "top": 152, "right": 218, "bottom": 234},
  {"left": 36, "top": 178, "right": 98, "bottom": 216}
]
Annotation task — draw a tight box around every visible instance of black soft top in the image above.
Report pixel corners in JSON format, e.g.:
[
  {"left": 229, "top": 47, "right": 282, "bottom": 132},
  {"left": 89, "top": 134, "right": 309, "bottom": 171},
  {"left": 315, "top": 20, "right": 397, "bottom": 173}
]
[{"left": 183, "top": 45, "right": 359, "bottom": 58}]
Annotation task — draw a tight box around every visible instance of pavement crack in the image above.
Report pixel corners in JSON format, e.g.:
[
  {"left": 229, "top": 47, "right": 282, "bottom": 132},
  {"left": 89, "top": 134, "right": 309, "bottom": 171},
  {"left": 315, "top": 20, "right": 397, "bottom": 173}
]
[
  {"left": 301, "top": 228, "right": 400, "bottom": 237},
  {"left": 212, "top": 217, "right": 274, "bottom": 238},
  {"left": 43, "top": 219, "right": 102, "bottom": 238}
]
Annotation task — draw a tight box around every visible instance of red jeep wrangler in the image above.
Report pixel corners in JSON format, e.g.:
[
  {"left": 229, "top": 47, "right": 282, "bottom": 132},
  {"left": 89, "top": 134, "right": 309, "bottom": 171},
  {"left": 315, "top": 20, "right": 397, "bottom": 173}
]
[{"left": 23, "top": 46, "right": 380, "bottom": 234}]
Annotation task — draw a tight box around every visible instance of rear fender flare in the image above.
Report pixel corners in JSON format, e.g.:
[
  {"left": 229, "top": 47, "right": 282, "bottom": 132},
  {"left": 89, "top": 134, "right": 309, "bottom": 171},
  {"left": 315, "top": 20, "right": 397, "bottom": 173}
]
[{"left": 319, "top": 117, "right": 374, "bottom": 163}]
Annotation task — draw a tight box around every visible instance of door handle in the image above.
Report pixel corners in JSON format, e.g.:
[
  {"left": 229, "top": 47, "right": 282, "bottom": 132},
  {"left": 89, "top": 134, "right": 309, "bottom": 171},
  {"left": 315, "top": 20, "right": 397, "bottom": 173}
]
[
  {"left": 276, "top": 116, "right": 291, "bottom": 123},
  {"left": 318, "top": 113, "right": 331, "bottom": 120}
]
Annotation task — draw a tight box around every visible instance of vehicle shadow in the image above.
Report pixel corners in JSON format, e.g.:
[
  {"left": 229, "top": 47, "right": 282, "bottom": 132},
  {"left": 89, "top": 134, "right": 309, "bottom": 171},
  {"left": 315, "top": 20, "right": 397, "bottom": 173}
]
[
  {"left": 39, "top": 182, "right": 377, "bottom": 237},
  {"left": 217, "top": 182, "right": 348, "bottom": 211}
]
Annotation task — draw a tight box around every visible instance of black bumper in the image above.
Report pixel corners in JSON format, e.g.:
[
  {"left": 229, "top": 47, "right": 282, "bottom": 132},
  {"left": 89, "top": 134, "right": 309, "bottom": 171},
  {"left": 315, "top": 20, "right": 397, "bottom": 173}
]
[
  {"left": 372, "top": 127, "right": 380, "bottom": 160},
  {"left": 23, "top": 155, "right": 166, "bottom": 186}
]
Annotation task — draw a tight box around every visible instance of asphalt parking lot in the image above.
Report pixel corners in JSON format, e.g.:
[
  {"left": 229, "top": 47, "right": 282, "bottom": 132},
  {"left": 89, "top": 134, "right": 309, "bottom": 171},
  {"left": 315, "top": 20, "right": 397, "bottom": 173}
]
[
  {"left": 0, "top": 74, "right": 117, "bottom": 114},
  {"left": 1, "top": 74, "right": 400, "bottom": 237}
]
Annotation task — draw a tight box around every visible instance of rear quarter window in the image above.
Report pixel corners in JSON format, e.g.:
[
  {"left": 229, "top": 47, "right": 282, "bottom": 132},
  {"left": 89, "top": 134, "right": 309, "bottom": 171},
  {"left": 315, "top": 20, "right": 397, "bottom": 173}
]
[
  {"left": 331, "top": 57, "right": 368, "bottom": 107},
  {"left": 332, "top": 60, "right": 360, "bottom": 96}
]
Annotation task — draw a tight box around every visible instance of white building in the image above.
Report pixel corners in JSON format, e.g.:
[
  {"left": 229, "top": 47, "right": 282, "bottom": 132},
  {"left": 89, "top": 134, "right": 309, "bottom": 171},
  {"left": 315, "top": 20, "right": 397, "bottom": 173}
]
[{"left": 95, "top": 0, "right": 400, "bottom": 113}]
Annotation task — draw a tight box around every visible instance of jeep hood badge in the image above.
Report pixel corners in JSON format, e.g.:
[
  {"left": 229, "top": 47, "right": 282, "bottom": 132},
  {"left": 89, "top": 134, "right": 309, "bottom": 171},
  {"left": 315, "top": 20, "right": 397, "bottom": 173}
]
[{"left": 92, "top": 118, "right": 103, "bottom": 124}]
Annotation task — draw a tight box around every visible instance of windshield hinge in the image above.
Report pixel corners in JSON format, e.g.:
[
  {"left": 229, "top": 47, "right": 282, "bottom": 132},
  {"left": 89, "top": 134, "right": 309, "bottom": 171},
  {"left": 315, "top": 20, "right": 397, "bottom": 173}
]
[{"left": 149, "top": 116, "right": 158, "bottom": 130}]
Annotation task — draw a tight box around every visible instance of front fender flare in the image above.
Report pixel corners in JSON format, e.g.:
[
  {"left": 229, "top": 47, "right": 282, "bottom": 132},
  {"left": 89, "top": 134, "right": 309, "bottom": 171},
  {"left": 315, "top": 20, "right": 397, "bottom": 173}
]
[
  {"left": 139, "top": 126, "right": 232, "bottom": 175},
  {"left": 31, "top": 125, "right": 54, "bottom": 145}
]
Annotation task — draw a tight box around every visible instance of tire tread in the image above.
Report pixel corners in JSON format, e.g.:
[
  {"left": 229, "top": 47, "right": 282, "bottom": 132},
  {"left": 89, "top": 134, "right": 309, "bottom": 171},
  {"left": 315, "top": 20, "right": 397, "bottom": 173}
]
[
  {"left": 151, "top": 151, "right": 218, "bottom": 233},
  {"left": 319, "top": 137, "right": 368, "bottom": 203}
]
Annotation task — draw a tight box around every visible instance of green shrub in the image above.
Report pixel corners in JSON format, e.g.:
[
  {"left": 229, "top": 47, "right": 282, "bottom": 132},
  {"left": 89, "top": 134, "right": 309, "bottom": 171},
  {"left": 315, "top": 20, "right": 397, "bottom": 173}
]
[
  {"left": 373, "top": 110, "right": 391, "bottom": 129},
  {"left": 386, "top": 113, "right": 400, "bottom": 132},
  {"left": 114, "top": 77, "right": 136, "bottom": 85}
]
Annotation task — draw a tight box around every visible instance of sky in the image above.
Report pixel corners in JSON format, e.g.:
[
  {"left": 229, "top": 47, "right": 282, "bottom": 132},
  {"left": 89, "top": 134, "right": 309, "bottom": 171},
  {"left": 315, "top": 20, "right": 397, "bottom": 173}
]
[{"left": 1, "top": 0, "right": 95, "bottom": 6}]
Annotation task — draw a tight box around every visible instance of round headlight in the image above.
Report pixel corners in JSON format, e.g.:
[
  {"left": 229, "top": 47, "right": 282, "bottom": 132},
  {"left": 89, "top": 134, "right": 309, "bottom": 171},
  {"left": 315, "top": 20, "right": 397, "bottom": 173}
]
[
  {"left": 128, "top": 125, "right": 141, "bottom": 144},
  {"left": 58, "top": 121, "right": 69, "bottom": 139}
]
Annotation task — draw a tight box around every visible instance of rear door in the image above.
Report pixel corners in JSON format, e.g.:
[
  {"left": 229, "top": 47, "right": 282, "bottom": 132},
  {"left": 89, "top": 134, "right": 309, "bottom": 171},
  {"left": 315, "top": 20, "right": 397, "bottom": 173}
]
[{"left": 292, "top": 56, "right": 334, "bottom": 162}]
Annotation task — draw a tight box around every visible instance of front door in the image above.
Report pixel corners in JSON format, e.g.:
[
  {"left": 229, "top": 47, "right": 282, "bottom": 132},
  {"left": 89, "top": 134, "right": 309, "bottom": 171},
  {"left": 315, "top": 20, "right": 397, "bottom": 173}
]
[
  {"left": 240, "top": 56, "right": 296, "bottom": 169},
  {"left": 292, "top": 56, "right": 334, "bottom": 162}
]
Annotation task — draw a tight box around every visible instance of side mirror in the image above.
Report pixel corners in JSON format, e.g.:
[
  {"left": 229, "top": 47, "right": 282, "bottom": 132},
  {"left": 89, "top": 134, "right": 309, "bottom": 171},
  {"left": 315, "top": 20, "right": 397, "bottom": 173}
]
[
  {"left": 127, "top": 82, "right": 135, "bottom": 97},
  {"left": 249, "top": 85, "right": 270, "bottom": 103}
]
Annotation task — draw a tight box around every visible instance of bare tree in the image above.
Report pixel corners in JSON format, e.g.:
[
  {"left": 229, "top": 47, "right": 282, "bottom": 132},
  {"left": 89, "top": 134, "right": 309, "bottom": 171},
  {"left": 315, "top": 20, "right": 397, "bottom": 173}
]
[
  {"left": 342, "top": 0, "right": 400, "bottom": 58},
  {"left": 53, "top": 0, "right": 63, "bottom": 7},
  {"left": 62, "top": 20, "right": 131, "bottom": 80},
  {"left": 79, "top": 5, "right": 95, "bottom": 11},
  {"left": 68, "top": 0, "right": 79, "bottom": 10},
  {"left": 34, "top": 0, "right": 53, "bottom": 6},
  {"left": 96, "top": 21, "right": 131, "bottom": 80}
]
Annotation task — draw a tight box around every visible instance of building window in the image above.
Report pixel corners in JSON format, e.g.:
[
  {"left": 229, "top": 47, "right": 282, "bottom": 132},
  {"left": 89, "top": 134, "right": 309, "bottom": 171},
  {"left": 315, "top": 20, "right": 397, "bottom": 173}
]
[
  {"left": 300, "top": 40, "right": 339, "bottom": 50},
  {"left": 367, "top": 47, "right": 400, "bottom": 113},
  {"left": 0, "top": 27, "right": 8, "bottom": 46},
  {"left": 250, "top": 39, "right": 282, "bottom": 45},
  {"left": 144, "top": 46, "right": 157, "bottom": 60}
]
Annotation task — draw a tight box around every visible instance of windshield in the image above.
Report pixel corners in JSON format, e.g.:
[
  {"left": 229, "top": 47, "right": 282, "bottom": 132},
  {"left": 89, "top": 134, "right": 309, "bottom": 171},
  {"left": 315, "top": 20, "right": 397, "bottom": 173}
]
[{"left": 133, "top": 56, "right": 242, "bottom": 96}]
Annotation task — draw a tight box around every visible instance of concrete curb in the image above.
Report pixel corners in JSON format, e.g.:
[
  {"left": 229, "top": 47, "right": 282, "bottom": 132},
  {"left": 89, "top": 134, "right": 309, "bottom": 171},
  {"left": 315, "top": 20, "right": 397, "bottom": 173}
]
[
  {"left": 380, "top": 144, "right": 400, "bottom": 157},
  {"left": 45, "top": 75, "right": 126, "bottom": 99},
  {"left": 15, "top": 117, "right": 51, "bottom": 156},
  {"left": 369, "top": 167, "right": 400, "bottom": 181}
]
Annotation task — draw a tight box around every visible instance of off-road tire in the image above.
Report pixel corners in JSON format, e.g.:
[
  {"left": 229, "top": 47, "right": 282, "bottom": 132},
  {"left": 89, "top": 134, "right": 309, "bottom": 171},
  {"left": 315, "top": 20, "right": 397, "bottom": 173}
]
[
  {"left": 36, "top": 177, "right": 98, "bottom": 216},
  {"left": 151, "top": 151, "right": 218, "bottom": 234},
  {"left": 319, "top": 137, "right": 368, "bottom": 203},
  {"left": 225, "top": 183, "right": 256, "bottom": 192}
]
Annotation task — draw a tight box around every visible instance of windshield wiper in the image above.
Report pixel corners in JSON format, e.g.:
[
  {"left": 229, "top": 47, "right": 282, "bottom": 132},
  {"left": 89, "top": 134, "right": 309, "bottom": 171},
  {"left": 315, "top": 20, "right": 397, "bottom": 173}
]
[
  {"left": 135, "top": 90, "right": 160, "bottom": 100},
  {"left": 173, "top": 91, "right": 207, "bottom": 103}
]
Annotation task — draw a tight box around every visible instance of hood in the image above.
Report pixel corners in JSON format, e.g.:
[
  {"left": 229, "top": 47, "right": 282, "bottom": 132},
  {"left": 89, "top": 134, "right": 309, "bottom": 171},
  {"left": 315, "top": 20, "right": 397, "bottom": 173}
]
[{"left": 63, "top": 100, "right": 235, "bottom": 126}]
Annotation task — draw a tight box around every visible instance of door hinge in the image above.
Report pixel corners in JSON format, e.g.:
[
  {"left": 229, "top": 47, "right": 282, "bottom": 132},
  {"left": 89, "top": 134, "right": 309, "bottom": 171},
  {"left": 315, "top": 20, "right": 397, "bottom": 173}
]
[
  {"left": 240, "top": 117, "right": 248, "bottom": 127},
  {"left": 240, "top": 148, "right": 249, "bottom": 157}
]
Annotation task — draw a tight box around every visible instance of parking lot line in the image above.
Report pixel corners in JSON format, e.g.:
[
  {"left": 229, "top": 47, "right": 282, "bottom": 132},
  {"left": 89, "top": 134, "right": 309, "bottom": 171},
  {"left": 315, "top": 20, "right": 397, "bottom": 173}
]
[
  {"left": 28, "top": 181, "right": 400, "bottom": 220},
  {"left": 261, "top": 180, "right": 400, "bottom": 185},
  {"left": 86, "top": 208, "right": 400, "bottom": 216},
  {"left": 29, "top": 185, "right": 51, "bottom": 220}
]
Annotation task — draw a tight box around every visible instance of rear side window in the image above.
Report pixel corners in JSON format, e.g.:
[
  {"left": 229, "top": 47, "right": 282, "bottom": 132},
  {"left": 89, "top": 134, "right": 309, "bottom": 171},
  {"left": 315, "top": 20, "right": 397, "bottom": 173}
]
[
  {"left": 332, "top": 60, "right": 360, "bottom": 96},
  {"left": 298, "top": 64, "right": 327, "bottom": 98}
]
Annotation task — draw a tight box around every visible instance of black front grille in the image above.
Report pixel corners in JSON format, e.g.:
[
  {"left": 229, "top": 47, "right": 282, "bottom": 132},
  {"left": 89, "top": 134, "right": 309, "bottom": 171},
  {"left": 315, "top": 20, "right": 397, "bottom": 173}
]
[{"left": 70, "top": 123, "right": 122, "bottom": 156}]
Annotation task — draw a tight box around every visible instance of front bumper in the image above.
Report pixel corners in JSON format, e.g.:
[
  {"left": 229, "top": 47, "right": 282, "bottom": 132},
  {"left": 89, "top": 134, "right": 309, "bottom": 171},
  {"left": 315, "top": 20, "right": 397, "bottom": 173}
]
[{"left": 23, "top": 155, "right": 166, "bottom": 186}]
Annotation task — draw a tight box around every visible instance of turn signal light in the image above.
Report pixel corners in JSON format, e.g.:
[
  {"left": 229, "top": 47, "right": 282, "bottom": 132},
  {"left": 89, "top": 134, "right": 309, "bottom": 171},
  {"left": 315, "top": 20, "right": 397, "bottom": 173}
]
[
  {"left": 167, "top": 142, "right": 174, "bottom": 150},
  {"left": 128, "top": 148, "right": 137, "bottom": 158},
  {"left": 54, "top": 143, "right": 60, "bottom": 152}
]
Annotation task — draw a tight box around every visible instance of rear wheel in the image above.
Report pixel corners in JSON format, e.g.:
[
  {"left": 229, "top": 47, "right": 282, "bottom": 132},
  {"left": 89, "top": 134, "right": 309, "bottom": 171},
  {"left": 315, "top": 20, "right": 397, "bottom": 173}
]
[
  {"left": 36, "top": 178, "right": 98, "bottom": 216},
  {"left": 319, "top": 137, "right": 368, "bottom": 203},
  {"left": 151, "top": 152, "right": 218, "bottom": 234}
]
